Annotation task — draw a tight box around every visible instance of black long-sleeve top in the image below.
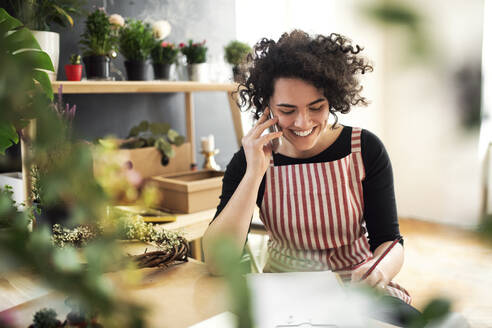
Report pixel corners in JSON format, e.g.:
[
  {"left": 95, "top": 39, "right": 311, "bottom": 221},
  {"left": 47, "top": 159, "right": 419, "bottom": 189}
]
[{"left": 213, "top": 126, "right": 403, "bottom": 252}]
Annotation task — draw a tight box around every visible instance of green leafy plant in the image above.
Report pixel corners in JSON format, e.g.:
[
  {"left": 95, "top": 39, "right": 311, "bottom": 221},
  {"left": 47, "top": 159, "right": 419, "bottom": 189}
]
[
  {"left": 119, "top": 19, "right": 155, "bottom": 61},
  {"left": 1, "top": 9, "right": 151, "bottom": 326},
  {"left": 151, "top": 41, "right": 179, "bottom": 64},
  {"left": 6, "top": 0, "right": 86, "bottom": 31},
  {"left": 0, "top": 7, "right": 54, "bottom": 154},
  {"left": 179, "top": 39, "right": 207, "bottom": 64},
  {"left": 69, "top": 53, "right": 81, "bottom": 65},
  {"left": 224, "top": 40, "right": 251, "bottom": 67},
  {"left": 121, "top": 120, "right": 186, "bottom": 166},
  {"left": 79, "top": 8, "right": 119, "bottom": 57},
  {"left": 29, "top": 308, "right": 63, "bottom": 328}
]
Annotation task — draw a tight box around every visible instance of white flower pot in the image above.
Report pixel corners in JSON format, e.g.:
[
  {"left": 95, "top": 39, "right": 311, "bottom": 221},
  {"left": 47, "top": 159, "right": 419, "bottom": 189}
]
[
  {"left": 0, "top": 172, "right": 24, "bottom": 208},
  {"left": 31, "top": 30, "right": 59, "bottom": 82},
  {"left": 187, "top": 63, "right": 208, "bottom": 82}
]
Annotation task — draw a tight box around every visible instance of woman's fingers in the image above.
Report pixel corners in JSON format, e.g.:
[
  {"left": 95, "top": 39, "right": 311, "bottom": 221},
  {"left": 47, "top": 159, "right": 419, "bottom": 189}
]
[
  {"left": 259, "top": 131, "right": 283, "bottom": 146},
  {"left": 252, "top": 115, "right": 279, "bottom": 139}
]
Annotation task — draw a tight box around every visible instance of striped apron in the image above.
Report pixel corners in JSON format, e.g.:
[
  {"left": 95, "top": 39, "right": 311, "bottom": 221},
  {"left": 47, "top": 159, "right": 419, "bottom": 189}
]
[{"left": 259, "top": 127, "right": 411, "bottom": 304}]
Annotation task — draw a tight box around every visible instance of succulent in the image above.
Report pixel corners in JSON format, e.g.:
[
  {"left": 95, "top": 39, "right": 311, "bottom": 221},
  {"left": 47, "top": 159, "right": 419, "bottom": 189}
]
[
  {"left": 69, "top": 54, "right": 81, "bottom": 65},
  {"left": 121, "top": 120, "right": 185, "bottom": 166}
]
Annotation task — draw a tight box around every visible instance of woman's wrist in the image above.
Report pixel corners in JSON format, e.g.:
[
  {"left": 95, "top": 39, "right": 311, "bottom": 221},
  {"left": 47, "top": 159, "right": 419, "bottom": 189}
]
[{"left": 244, "top": 168, "right": 265, "bottom": 185}]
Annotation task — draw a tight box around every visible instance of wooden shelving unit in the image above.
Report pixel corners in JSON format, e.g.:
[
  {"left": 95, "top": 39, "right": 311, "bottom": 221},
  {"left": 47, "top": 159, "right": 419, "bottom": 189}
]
[{"left": 51, "top": 81, "right": 244, "bottom": 162}]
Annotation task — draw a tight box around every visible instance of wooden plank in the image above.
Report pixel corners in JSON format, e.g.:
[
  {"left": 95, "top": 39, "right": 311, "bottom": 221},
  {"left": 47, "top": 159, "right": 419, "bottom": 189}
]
[
  {"left": 20, "top": 120, "right": 36, "bottom": 210},
  {"left": 227, "top": 91, "right": 244, "bottom": 148},
  {"left": 52, "top": 81, "right": 237, "bottom": 94},
  {"left": 185, "top": 92, "right": 196, "bottom": 165}
]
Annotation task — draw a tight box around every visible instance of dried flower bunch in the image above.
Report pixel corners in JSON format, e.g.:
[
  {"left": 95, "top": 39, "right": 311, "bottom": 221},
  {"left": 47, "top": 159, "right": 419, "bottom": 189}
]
[
  {"left": 51, "top": 215, "right": 188, "bottom": 269},
  {"left": 122, "top": 216, "right": 183, "bottom": 252},
  {"left": 180, "top": 39, "right": 208, "bottom": 64},
  {"left": 52, "top": 224, "right": 99, "bottom": 248}
]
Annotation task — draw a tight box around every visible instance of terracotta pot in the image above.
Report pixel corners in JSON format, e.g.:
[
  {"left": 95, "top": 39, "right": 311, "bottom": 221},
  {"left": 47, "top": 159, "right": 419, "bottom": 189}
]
[{"left": 65, "top": 64, "right": 83, "bottom": 81}]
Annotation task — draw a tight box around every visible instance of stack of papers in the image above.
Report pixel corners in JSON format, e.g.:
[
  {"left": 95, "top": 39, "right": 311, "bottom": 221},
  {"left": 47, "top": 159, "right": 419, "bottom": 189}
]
[{"left": 247, "top": 271, "right": 366, "bottom": 328}]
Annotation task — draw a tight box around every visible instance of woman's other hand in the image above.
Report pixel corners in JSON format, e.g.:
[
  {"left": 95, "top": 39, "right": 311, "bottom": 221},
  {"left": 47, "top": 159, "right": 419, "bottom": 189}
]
[
  {"left": 350, "top": 259, "right": 389, "bottom": 291},
  {"left": 241, "top": 107, "right": 282, "bottom": 179}
]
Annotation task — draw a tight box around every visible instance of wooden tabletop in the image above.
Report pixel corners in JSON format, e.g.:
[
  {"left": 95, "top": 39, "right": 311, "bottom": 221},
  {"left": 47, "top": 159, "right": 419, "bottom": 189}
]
[
  {"left": 4, "top": 260, "right": 229, "bottom": 328},
  {"left": 2, "top": 259, "right": 398, "bottom": 327}
]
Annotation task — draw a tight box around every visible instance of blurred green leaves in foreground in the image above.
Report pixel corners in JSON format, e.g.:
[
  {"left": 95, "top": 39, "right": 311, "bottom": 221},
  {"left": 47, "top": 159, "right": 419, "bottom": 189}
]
[{"left": 0, "top": 7, "right": 148, "bottom": 327}]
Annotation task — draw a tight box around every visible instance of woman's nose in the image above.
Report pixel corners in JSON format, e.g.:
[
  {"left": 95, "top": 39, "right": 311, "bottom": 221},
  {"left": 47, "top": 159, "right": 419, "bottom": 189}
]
[{"left": 294, "top": 110, "right": 312, "bottom": 128}]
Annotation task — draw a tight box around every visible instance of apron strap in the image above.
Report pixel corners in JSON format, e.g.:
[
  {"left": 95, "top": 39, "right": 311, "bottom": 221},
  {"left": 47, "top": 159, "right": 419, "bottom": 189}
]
[{"left": 351, "top": 127, "right": 362, "bottom": 153}]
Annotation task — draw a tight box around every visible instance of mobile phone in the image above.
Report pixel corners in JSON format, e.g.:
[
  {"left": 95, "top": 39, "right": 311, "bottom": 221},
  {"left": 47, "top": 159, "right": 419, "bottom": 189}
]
[{"left": 267, "top": 110, "right": 282, "bottom": 153}]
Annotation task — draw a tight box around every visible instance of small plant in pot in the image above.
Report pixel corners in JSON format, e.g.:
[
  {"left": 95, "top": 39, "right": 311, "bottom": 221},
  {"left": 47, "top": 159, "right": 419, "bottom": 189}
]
[
  {"left": 64, "top": 54, "right": 82, "bottom": 81},
  {"left": 119, "top": 19, "right": 155, "bottom": 80},
  {"left": 224, "top": 40, "right": 251, "bottom": 82},
  {"left": 151, "top": 41, "right": 179, "bottom": 80},
  {"left": 121, "top": 120, "right": 185, "bottom": 166},
  {"left": 5, "top": 0, "right": 87, "bottom": 81},
  {"left": 79, "top": 8, "right": 121, "bottom": 80},
  {"left": 180, "top": 39, "right": 208, "bottom": 81}
]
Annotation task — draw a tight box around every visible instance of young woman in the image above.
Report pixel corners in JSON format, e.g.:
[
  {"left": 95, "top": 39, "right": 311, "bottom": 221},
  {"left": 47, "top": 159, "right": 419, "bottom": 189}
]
[{"left": 203, "top": 30, "right": 416, "bottom": 320}]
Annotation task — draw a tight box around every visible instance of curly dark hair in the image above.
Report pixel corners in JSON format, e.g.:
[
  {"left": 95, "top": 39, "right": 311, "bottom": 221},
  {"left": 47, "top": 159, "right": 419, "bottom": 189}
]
[{"left": 237, "top": 30, "right": 374, "bottom": 126}]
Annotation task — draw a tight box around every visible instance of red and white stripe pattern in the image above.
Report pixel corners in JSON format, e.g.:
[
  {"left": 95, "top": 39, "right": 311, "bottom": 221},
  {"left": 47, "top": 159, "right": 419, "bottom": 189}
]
[{"left": 260, "top": 127, "right": 411, "bottom": 304}]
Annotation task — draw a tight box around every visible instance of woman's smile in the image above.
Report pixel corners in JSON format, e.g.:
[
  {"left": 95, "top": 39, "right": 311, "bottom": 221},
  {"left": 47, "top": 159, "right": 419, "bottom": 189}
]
[{"left": 291, "top": 127, "right": 315, "bottom": 137}]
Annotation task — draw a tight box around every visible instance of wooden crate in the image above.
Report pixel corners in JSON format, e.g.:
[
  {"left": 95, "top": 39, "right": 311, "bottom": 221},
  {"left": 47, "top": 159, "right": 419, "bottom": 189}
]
[
  {"left": 151, "top": 170, "right": 224, "bottom": 213},
  {"left": 95, "top": 141, "right": 192, "bottom": 179}
]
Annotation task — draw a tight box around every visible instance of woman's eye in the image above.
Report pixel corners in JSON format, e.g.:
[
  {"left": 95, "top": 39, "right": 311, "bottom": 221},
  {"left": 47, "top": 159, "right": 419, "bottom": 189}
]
[
  {"left": 310, "top": 106, "right": 323, "bottom": 111},
  {"left": 280, "top": 110, "right": 295, "bottom": 115}
]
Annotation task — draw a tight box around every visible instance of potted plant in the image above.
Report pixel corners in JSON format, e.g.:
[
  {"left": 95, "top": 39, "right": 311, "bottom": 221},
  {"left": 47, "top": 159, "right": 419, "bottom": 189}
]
[
  {"left": 64, "top": 54, "right": 82, "bottom": 81},
  {"left": 224, "top": 40, "right": 251, "bottom": 82},
  {"left": 79, "top": 9, "right": 121, "bottom": 80},
  {"left": 119, "top": 19, "right": 155, "bottom": 80},
  {"left": 151, "top": 41, "right": 179, "bottom": 80},
  {"left": 180, "top": 39, "right": 208, "bottom": 82},
  {"left": 5, "top": 0, "right": 86, "bottom": 81},
  {"left": 95, "top": 120, "right": 189, "bottom": 179}
]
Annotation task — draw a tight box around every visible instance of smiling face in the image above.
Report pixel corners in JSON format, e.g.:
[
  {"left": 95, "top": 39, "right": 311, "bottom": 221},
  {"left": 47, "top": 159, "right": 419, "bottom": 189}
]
[{"left": 269, "top": 78, "right": 333, "bottom": 158}]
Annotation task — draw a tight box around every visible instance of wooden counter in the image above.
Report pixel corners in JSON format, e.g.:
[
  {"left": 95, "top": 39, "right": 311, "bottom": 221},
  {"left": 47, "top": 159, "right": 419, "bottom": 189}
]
[{"left": 4, "top": 260, "right": 229, "bottom": 328}]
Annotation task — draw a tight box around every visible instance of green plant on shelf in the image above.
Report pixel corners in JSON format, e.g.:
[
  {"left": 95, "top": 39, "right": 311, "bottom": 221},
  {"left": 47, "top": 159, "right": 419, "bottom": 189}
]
[
  {"left": 179, "top": 39, "right": 207, "bottom": 64},
  {"left": 119, "top": 19, "right": 155, "bottom": 62},
  {"left": 79, "top": 8, "right": 120, "bottom": 57},
  {"left": 224, "top": 40, "right": 251, "bottom": 67},
  {"left": 69, "top": 53, "right": 81, "bottom": 65},
  {"left": 6, "top": 0, "right": 87, "bottom": 31},
  {"left": 151, "top": 41, "right": 179, "bottom": 65}
]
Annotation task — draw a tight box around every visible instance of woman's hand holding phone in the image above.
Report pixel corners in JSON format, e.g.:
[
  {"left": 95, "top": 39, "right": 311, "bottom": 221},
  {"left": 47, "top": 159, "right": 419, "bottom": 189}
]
[{"left": 241, "top": 107, "right": 283, "bottom": 179}]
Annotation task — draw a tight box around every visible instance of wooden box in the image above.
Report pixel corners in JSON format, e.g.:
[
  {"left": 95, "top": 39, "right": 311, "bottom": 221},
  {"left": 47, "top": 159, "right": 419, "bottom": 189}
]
[
  {"left": 96, "top": 141, "right": 192, "bottom": 179},
  {"left": 151, "top": 170, "right": 224, "bottom": 213}
]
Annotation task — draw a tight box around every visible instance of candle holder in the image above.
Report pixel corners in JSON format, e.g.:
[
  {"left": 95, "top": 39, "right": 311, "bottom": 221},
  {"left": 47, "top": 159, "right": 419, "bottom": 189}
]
[{"left": 201, "top": 149, "right": 221, "bottom": 171}]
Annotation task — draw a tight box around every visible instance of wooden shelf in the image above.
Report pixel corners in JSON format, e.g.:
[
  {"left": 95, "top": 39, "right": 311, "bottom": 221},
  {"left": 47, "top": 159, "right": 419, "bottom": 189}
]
[{"left": 52, "top": 80, "right": 238, "bottom": 94}]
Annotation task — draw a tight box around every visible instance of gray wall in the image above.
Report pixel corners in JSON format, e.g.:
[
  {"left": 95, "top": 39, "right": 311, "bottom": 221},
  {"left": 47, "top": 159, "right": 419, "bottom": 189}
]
[{"left": 54, "top": 0, "right": 238, "bottom": 169}]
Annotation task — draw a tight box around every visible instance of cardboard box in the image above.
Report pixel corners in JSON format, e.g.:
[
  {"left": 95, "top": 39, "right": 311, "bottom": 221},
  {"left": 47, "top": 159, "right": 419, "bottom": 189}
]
[{"left": 151, "top": 170, "right": 224, "bottom": 213}]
